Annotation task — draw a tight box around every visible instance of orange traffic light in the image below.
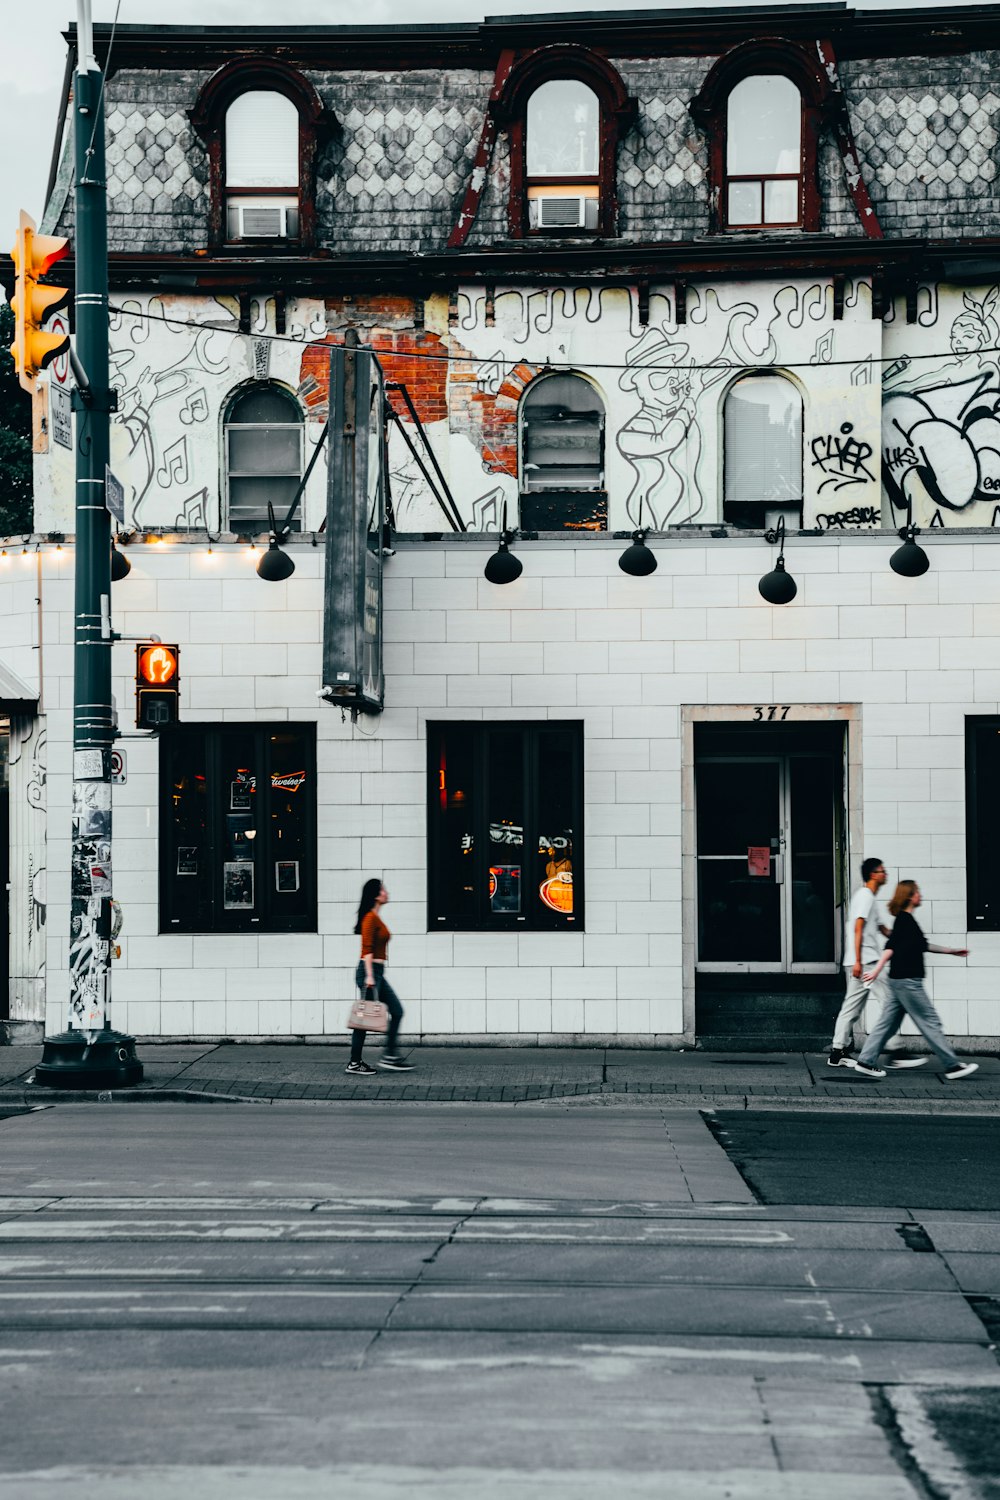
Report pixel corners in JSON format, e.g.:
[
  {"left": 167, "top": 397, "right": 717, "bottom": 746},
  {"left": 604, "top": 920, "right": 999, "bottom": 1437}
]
[
  {"left": 135, "top": 643, "right": 180, "bottom": 728},
  {"left": 137, "top": 644, "right": 179, "bottom": 685},
  {"left": 10, "top": 210, "right": 70, "bottom": 394}
]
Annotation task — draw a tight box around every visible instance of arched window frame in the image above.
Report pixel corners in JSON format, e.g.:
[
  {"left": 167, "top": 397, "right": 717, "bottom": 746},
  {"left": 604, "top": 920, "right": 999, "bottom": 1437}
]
[
  {"left": 491, "top": 47, "right": 636, "bottom": 239},
  {"left": 690, "top": 38, "right": 836, "bottom": 235},
  {"left": 191, "top": 59, "right": 335, "bottom": 250},
  {"left": 721, "top": 368, "right": 804, "bottom": 530},
  {"left": 518, "top": 370, "right": 608, "bottom": 532},
  {"left": 223, "top": 381, "right": 305, "bottom": 536}
]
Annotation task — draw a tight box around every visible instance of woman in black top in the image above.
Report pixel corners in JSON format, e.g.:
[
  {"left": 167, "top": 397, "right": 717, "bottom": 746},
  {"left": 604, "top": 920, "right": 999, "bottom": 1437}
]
[{"left": 854, "top": 880, "right": 976, "bottom": 1080}]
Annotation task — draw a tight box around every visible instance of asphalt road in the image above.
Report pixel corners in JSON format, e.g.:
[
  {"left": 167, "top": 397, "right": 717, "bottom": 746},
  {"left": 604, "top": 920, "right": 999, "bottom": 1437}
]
[
  {"left": 709, "top": 1111, "right": 1000, "bottom": 1209},
  {"left": 2, "top": 1103, "right": 1000, "bottom": 1498}
]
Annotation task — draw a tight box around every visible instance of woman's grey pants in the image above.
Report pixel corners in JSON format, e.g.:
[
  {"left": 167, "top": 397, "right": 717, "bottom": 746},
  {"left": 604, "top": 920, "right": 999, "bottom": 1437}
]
[{"left": 857, "top": 978, "right": 960, "bottom": 1070}]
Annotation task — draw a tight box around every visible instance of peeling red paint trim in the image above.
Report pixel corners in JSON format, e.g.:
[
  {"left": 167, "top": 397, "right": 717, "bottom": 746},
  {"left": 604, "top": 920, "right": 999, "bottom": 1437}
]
[
  {"left": 818, "top": 38, "right": 884, "bottom": 242},
  {"left": 447, "top": 48, "right": 516, "bottom": 250}
]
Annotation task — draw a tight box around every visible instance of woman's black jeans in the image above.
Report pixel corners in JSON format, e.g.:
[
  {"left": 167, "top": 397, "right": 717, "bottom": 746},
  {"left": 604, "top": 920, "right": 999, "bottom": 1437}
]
[{"left": 351, "top": 962, "right": 403, "bottom": 1061}]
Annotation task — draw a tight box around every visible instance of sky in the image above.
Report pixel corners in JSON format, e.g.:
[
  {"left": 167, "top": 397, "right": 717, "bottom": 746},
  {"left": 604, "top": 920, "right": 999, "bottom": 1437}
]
[{"left": 0, "top": 0, "right": 974, "bottom": 245}]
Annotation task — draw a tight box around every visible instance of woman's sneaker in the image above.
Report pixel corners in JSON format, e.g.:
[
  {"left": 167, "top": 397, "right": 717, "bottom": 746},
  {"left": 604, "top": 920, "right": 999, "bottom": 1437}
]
[
  {"left": 827, "top": 1049, "right": 856, "bottom": 1068},
  {"left": 944, "top": 1062, "right": 979, "bottom": 1081},
  {"left": 852, "top": 1061, "right": 886, "bottom": 1079},
  {"left": 379, "top": 1055, "right": 415, "bottom": 1071},
  {"left": 345, "top": 1060, "right": 377, "bottom": 1076}
]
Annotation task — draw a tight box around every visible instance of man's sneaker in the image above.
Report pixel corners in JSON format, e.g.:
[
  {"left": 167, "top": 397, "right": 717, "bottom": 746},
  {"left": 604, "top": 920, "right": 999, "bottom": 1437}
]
[
  {"left": 883, "top": 1057, "right": 928, "bottom": 1070},
  {"left": 379, "top": 1054, "right": 415, "bottom": 1071},
  {"left": 827, "top": 1050, "right": 856, "bottom": 1069},
  {"left": 944, "top": 1062, "right": 979, "bottom": 1081},
  {"left": 852, "top": 1061, "right": 886, "bottom": 1079},
  {"left": 345, "top": 1060, "right": 377, "bottom": 1076}
]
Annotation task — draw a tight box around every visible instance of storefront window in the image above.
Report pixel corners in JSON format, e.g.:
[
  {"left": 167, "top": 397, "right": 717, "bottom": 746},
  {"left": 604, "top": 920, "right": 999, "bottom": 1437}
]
[
  {"left": 427, "top": 722, "right": 583, "bottom": 931},
  {"left": 161, "top": 724, "right": 316, "bottom": 933},
  {"left": 967, "top": 718, "right": 1000, "bottom": 930}
]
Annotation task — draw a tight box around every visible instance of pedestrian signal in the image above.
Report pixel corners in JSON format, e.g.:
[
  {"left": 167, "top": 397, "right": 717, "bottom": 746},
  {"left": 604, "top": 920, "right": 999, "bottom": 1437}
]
[
  {"left": 135, "top": 643, "right": 180, "bottom": 729},
  {"left": 9, "top": 211, "right": 70, "bottom": 394}
]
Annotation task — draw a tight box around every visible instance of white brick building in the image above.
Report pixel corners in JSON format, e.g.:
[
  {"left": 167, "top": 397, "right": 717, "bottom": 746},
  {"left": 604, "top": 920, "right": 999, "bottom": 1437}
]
[{"left": 4, "top": 8, "right": 1000, "bottom": 1049}]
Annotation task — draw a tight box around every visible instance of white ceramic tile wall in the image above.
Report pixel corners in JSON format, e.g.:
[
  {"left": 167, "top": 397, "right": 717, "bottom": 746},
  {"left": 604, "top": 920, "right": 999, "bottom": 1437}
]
[{"left": 8, "top": 533, "right": 1000, "bottom": 1041}]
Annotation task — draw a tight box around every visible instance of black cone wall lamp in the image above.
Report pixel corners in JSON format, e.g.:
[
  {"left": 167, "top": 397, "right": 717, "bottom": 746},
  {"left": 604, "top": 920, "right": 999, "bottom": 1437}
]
[
  {"left": 484, "top": 503, "right": 522, "bottom": 585},
  {"left": 257, "top": 504, "right": 296, "bottom": 582},
  {"left": 758, "top": 515, "right": 797, "bottom": 605},
  {"left": 889, "top": 521, "right": 930, "bottom": 578},
  {"left": 110, "top": 537, "right": 131, "bottom": 581},
  {"left": 618, "top": 499, "right": 657, "bottom": 576}
]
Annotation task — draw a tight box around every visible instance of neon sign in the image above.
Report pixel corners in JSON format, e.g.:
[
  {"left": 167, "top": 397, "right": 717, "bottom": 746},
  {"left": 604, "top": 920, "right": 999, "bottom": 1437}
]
[{"left": 539, "top": 871, "right": 573, "bottom": 914}]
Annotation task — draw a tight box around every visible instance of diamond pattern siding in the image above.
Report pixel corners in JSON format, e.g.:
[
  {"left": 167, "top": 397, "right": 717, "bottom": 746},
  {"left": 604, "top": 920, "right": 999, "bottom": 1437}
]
[{"left": 45, "top": 53, "right": 1000, "bottom": 253}]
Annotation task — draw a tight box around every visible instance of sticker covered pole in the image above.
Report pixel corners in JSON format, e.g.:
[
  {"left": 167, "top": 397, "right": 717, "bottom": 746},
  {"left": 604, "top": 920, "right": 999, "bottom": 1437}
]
[{"left": 34, "top": 1, "right": 142, "bottom": 1088}]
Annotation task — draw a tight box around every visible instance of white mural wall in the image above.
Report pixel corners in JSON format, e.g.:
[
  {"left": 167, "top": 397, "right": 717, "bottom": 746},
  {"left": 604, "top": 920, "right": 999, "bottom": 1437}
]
[{"left": 30, "top": 278, "right": 1000, "bottom": 541}]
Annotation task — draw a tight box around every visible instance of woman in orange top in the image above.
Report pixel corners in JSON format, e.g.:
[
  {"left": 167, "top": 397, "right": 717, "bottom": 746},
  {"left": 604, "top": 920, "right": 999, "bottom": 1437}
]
[{"left": 348, "top": 878, "right": 413, "bottom": 1075}]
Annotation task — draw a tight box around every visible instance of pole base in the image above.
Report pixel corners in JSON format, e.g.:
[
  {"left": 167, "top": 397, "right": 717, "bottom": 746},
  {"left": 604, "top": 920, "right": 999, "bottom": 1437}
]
[{"left": 33, "top": 1029, "right": 144, "bottom": 1090}]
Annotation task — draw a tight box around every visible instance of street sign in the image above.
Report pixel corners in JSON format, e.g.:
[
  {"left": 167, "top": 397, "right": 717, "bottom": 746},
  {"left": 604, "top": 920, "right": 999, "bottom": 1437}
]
[
  {"left": 110, "top": 749, "right": 126, "bottom": 785},
  {"left": 51, "top": 385, "right": 72, "bottom": 449},
  {"left": 105, "top": 465, "right": 125, "bottom": 524}
]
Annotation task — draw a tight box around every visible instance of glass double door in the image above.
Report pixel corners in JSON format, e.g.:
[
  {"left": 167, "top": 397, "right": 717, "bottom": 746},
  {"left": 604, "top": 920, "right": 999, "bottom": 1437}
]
[{"left": 696, "top": 752, "right": 839, "bottom": 972}]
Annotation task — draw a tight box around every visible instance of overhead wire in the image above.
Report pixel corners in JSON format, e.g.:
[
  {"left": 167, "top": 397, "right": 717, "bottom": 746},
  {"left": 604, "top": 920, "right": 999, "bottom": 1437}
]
[{"left": 105, "top": 299, "right": 999, "bottom": 375}]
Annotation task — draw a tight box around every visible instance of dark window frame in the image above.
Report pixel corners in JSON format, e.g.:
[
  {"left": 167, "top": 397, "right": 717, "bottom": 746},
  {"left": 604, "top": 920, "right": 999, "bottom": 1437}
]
[
  {"left": 518, "top": 371, "right": 608, "bottom": 532},
  {"left": 159, "top": 722, "right": 317, "bottom": 935},
  {"left": 190, "top": 59, "right": 335, "bottom": 251},
  {"left": 966, "top": 717, "right": 998, "bottom": 930},
  {"left": 722, "top": 368, "right": 804, "bottom": 528},
  {"left": 490, "top": 46, "right": 636, "bottom": 240},
  {"left": 690, "top": 38, "right": 836, "bottom": 235},
  {"left": 223, "top": 381, "right": 304, "bottom": 535},
  {"left": 427, "top": 720, "right": 585, "bottom": 932}
]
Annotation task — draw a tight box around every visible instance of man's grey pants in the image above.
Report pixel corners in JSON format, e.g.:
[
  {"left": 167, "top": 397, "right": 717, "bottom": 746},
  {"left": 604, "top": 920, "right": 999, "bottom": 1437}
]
[
  {"left": 857, "top": 978, "right": 960, "bottom": 1070},
  {"left": 832, "top": 972, "right": 885, "bottom": 1050}
]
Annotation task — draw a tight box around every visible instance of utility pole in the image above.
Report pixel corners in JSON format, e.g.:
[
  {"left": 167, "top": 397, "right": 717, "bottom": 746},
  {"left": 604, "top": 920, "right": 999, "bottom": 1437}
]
[{"left": 35, "top": 0, "right": 141, "bottom": 1087}]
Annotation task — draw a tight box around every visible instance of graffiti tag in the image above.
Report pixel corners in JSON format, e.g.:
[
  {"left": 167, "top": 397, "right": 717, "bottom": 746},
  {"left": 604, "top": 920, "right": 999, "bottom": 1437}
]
[
  {"left": 882, "top": 369, "right": 1000, "bottom": 513},
  {"left": 816, "top": 506, "right": 881, "bottom": 530},
  {"left": 810, "top": 423, "right": 876, "bottom": 492}
]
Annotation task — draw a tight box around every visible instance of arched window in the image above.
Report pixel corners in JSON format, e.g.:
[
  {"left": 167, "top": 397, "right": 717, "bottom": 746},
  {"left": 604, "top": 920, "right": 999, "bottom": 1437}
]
[
  {"left": 485, "top": 46, "right": 636, "bottom": 240},
  {"left": 225, "top": 91, "right": 300, "bottom": 240},
  {"left": 690, "top": 40, "right": 835, "bottom": 234},
  {"left": 726, "top": 76, "right": 802, "bottom": 228},
  {"left": 190, "top": 60, "right": 334, "bottom": 249},
  {"left": 525, "top": 80, "right": 601, "bottom": 232},
  {"left": 225, "top": 386, "right": 303, "bottom": 535},
  {"left": 520, "top": 373, "right": 607, "bottom": 531},
  {"left": 723, "top": 374, "right": 802, "bottom": 528}
]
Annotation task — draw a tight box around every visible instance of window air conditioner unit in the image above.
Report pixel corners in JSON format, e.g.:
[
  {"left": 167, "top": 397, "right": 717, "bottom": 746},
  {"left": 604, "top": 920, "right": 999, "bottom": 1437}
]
[
  {"left": 227, "top": 201, "right": 298, "bottom": 239},
  {"left": 536, "top": 196, "right": 589, "bottom": 229}
]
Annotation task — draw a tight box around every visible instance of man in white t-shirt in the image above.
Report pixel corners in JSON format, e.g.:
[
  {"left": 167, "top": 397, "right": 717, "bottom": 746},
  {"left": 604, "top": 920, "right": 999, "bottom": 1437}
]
[{"left": 828, "top": 858, "right": 889, "bottom": 1068}]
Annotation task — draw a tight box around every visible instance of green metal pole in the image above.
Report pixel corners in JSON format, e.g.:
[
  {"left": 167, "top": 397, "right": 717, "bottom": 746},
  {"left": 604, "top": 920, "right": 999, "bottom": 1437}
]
[{"left": 35, "top": 6, "right": 141, "bottom": 1086}]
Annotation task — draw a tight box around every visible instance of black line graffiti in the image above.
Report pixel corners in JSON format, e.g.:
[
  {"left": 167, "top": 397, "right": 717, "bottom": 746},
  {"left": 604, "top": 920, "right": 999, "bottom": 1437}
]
[
  {"left": 810, "top": 423, "right": 876, "bottom": 492},
  {"left": 882, "top": 288, "right": 1000, "bottom": 523},
  {"left": 816, "top": 506, "right": 880, "bottom": 530}
]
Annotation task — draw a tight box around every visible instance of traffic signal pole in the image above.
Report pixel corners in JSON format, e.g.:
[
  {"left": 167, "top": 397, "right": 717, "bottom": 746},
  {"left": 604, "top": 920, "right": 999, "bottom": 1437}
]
[{"left": 35, "top": 2, "right": 142, "bottom": 1087}]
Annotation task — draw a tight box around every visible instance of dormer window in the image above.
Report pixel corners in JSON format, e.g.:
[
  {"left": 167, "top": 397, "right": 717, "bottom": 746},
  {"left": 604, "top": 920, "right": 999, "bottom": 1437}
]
[
  {"left": 526, "top": 81, "right": 600, "bottom": 233},
  {"left": 191, "top": 59, "right": 334, "bottom": 251},
  {"left": 691, "top": 39, "right": 835, "bottom": 236},
  {"left": 225, "top": 91, "right": 300, "bottom": 241},
  {"left": 487, "top": 46, "right": 636, "bottom": 240},
  {"left": 725, "top": 75, "right": 802, "bottom": 229}
]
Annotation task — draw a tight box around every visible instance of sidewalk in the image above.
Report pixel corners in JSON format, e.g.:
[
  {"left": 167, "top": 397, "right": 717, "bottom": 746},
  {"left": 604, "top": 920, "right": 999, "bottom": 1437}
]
[{"left": 3, "top": 1043, "right": 1000, "bottom": 1108}]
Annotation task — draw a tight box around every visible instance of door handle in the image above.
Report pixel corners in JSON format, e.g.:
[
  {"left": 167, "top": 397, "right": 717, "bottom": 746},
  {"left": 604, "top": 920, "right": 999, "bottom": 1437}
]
[{"left": 773, "top": 855, "right": 784, "bottom": 884}]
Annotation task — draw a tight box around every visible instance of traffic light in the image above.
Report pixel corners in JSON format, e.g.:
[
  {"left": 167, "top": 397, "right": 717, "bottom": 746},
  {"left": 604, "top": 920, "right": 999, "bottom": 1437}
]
[
  {"left": 10, "top": 210, "right": 70, "bottom": 394},
  {"left": 135, "top": 643, "right": 180, "bottom": 729}
]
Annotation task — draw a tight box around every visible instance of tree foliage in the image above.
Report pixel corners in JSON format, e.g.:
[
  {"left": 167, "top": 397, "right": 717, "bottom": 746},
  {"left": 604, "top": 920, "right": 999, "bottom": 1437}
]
[{"left": 0, "top": 301, "right": 34, "bottom": 535}]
